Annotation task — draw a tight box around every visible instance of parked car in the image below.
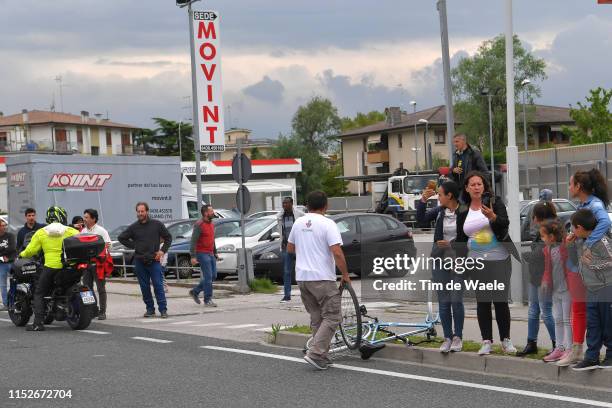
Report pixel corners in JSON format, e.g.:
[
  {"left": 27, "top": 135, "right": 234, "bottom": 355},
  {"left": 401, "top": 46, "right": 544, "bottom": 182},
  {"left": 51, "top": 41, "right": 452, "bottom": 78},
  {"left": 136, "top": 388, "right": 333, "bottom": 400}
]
[
  {"left": 520, "top": 198, "right": 578, "bottom": 241},
  {"left": 247, "top": 211, "right": 278, "bottom": 219},
  {"left": 164, "top": 218, "right": 252, "bottom": 279},
  {"left": 252, "top": 213, "right": 416, "bottom": 283},
  {"left": 215, "top": 209, "right": 240, "bottom": 219},
  {"left": 110, "top": 219, "right": 198, "bottom": 274},
  {"left": 215, "top": 216, "right": 279, "bottom": 275}
]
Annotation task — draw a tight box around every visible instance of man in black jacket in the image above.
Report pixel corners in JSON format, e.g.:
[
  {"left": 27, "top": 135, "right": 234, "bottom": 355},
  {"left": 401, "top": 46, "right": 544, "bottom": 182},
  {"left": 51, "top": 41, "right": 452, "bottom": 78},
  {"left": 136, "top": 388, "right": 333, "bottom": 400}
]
[
  {"left": 450, "top": 134, "right": 488, "bottom": 201},
  {"left": 16, "top": 208, "right": 45, "bottom": 250},
  {"left": 118, "top": 202, "right": 172, "bottom": 318},
  {"left": 0, "top": 219, "right": 16, "bottom": 311}
]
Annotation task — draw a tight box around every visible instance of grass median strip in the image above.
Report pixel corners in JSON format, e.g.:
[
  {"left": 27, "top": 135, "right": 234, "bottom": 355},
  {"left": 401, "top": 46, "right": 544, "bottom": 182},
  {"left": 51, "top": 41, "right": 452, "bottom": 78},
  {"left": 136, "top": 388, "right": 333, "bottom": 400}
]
[
  {"left": 282, "top": 325, "right": 550, "bottom": 360},
  {"left": 249, "top": 278, "right": 279, "bottom": 294}
]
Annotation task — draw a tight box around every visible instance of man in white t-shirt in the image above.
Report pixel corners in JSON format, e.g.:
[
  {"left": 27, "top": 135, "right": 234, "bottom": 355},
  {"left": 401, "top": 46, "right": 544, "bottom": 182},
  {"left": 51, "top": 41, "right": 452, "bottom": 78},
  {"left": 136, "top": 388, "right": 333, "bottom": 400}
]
[
  {"left": 287, "top": 191, "right": 350, "bottom": 370},
  {"left": 82, "top": 208, "right": 111, "bottom": 320}
]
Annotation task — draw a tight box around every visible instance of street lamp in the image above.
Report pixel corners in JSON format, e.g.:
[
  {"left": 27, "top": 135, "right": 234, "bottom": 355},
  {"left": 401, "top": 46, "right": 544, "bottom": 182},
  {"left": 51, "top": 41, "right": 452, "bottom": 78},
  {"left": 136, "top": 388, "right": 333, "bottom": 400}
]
[
  {"left": 480, "top": 88, "right": 496, "bottom": 197},
  {"left": 410, "top": 101, "right": 418, "bottom": 172},
  {"left": 418, "top": 118, "right": 430, "bottom": 169},
  {"left": 520, "top": 78, "right": 531, "bottom": 196}
]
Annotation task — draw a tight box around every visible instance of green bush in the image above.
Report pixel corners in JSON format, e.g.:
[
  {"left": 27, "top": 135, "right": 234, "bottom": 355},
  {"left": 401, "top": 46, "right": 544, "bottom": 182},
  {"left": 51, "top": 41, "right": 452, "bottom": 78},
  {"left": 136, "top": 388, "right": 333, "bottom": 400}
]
[{"left": 249, "top": 278, "right": 278, "bottom": 294}]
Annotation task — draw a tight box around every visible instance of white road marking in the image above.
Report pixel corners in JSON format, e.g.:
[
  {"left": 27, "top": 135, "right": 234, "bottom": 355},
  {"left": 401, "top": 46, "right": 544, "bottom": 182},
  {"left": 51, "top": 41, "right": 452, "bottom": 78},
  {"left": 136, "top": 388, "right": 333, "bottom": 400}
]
[
  {"left": 361, "top": 302, "right": 399, "bottom": 308},
  {"left": 254, "top": 325, "right": 290, "bottom": 332},
  {"left": 0, "top": 318, "right": 12, "bottom": 322},
  {"left": 223, "top": 324, "right": 263, "bottom": 329},
  {"left": 202, "top": 346, "right": 612, "bottom": 408},
  {"left": 169, "top": 320, "right": 196, "bottom": 325},
  {"left": 193, "top": 323, "right": 226, "bottom": 327},
  {"left": 78, "top": 330, "right": 110, "bottom": 335},
  {"left": 139, "top": 319, "right": 174, "bottom": 323},
  {"left": 131, "top": 336, "right": 173, "bottom": 344}
]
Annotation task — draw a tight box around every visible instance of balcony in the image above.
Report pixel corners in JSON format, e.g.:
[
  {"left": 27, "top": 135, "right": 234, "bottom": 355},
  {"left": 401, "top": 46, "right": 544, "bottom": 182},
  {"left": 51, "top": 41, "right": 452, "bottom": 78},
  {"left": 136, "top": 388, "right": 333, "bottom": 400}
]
[{"left": 367, "top": 150, "right": 389, "bottom": 164}]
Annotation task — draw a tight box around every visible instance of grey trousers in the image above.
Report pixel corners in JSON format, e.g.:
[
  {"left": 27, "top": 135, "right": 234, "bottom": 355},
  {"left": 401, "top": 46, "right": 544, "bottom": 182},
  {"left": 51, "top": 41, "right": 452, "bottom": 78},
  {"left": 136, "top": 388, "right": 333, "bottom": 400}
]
[{"left": 298, "top": 280, "right": 342, "bottom": 359}]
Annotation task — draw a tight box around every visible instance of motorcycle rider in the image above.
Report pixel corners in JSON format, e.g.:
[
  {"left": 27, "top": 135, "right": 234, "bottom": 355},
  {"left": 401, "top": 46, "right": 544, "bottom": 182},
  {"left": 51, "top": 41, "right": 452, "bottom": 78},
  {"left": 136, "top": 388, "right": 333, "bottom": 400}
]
[{"left": 20, "top": 206, "right": 79, "bottom": 331}]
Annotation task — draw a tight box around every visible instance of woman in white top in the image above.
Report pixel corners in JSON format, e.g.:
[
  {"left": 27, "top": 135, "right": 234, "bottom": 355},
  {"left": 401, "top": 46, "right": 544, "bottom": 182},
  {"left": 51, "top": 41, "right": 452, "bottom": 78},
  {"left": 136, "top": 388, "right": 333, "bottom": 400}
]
[{"left": 455, "top": 171, "right": 520, "bottom": 356}]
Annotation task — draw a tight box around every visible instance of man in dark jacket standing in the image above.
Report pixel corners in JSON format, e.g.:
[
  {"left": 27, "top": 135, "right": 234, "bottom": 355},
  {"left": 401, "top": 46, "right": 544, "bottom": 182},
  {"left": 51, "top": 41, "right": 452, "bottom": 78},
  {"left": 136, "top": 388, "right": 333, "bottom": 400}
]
[
  {"left": 118, "top": 202, "right": 172, "bottom": 318},
  {"left": 450, "top": 134, "right": 488, "bottom": 200},
  {"left": 0, "top": 219, "right": 16, "bottom": 311},
  {"left": 16, "top": 208, "right": 45, "bottom": 250}
]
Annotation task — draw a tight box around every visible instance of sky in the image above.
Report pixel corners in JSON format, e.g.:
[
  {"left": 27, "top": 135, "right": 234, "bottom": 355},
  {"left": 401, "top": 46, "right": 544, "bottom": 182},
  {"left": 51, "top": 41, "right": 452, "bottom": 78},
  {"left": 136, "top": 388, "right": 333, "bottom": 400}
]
[{"left": 1, "top": 0, "right": 610, "bottom": 139}]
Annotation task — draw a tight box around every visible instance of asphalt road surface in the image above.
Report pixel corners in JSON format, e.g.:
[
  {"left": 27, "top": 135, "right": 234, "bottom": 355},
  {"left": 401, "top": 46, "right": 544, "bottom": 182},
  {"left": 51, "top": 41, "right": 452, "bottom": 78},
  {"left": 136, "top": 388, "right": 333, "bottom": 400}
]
[{"left": 1, "top": 315, "right": 611, "bottom": 408}]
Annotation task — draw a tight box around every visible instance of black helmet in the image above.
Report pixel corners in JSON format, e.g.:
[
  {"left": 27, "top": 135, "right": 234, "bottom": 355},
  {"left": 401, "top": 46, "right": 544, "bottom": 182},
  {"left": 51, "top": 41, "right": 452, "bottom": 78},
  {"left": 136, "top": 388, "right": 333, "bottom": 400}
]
[{"left": 46, "top": 206, "right": 68, "bottom": 225}]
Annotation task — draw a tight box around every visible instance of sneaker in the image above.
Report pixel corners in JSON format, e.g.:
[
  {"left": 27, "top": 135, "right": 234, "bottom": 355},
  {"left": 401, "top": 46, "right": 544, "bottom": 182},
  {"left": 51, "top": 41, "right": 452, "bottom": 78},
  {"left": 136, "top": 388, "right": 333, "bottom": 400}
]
[
  {"left": 450, "top": 336, "right": 463, "bottom": 352},
  {"left": 501, "top": 338, "right": 517, "bottom": 354},
  {"left": 543, "top": 347, "right": 565, "bottom": 363},
  {"left": 189, "top": 289, "right": 201, "bottom": 305},
  {"left": 516, "top": 341, "right": 538, "bottom": 357},
  {"left": 204, "top": 301, "right": 217, "bottom": 307},
  {"left": 599, "top": 358, "right": 612, "bottom": 369},
  {"left": 557, "top": 344, "right": 582, "bottom": 367},
  {"left": 26, "top": 323, "right": 45, "bottom": 331},
  {"left": 571, "top": 359, "right": 600, "bottom": 371},
  {"left": 478, "top": 340, "right": 492, "bottom": 355},
  {"left": 303, "top": 355, "right": 328, "bottom": 370},
  {"left": 280, "top": 297, "right": 291, "bottom": 303},
  {"left": 439, "top": 338, "right": 452, "bottom": 353},
  {"left": 160, "top": 311, "right": 168, "bottom": 318},
  {"left": 97, "top": 313, "right": 107, "bottom": 321},
  {"left": 143, "top": 310, "right": 155, "bottom": 318},
  {"left": 556, "top": 349, "right": 574, "bottom": 367}
]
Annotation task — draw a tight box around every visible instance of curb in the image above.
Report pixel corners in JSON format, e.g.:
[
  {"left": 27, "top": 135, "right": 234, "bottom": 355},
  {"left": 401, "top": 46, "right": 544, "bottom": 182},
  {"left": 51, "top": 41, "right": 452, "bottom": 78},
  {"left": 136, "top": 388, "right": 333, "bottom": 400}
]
[{"left": 274, "top": 332, "right": 612, "bottom": 390}]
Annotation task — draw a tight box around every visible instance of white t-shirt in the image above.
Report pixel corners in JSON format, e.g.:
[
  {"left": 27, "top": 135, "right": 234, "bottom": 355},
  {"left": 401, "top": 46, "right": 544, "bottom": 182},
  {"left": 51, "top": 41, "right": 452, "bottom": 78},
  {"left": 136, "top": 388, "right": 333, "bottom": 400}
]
[
  {"left": 288, "top": 213, "right": 343, "bottom": 281},
  {"left": 82, "top": 224, "right": 111, "bottom": 244}
]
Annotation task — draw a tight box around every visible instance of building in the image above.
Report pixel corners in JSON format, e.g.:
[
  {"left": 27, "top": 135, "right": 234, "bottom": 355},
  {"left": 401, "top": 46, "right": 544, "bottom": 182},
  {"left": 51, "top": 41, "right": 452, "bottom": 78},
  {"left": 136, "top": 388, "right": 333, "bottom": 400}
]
[
  {"left": 181, "top": 158, "right": 302, "bottom": 212},
  {"left": 0, "top": 109, "right": 139, "bottom": 156},
  {"left": 211, "top": 128, "right": 276, "bottom": 161},
  {"left": 339, "top": 104, "right": 575, "bottom": 195}
]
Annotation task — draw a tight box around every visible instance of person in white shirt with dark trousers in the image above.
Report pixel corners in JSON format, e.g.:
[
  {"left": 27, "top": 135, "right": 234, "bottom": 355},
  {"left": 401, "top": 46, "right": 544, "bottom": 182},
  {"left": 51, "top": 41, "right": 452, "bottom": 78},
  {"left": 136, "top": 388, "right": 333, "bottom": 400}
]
[{"left": 287, "top": 191, "right": 350, "bottom": 371}]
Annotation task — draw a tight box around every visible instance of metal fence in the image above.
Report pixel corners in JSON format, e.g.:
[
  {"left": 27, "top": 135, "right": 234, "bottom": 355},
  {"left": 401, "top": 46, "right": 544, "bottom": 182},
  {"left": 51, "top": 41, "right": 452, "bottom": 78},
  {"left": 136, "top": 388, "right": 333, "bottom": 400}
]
[
  {"left": 111, "top": 249, "right": 204, "bottom": 281},
  {"left": 327, "top": 196, "right": 375, "bottom": 214},
  {"left": 519, "top": 142, "right": 612, "bottom": 199}
]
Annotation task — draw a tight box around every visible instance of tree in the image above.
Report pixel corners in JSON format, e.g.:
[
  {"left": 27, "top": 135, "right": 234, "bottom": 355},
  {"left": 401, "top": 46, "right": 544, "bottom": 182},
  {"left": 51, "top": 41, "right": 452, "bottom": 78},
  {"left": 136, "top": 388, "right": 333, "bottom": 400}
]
[
  {"left": 292, "top": 96, "right": 342, "bottom": 152},
  {"left": 249, "top": 146, "right": 266, "bottom": 159},
  {"left": 341, "top": 111, "right": 386, "bottom": 131},
  {"left": 321, "top": 163, "right": 349, "bottom": 197},
  {"left": 452, "top": 35, "right": 546, "bottom": 151},
  {"left": 149, "top": 118, "right": 195, "bottom": 161},
  {"left": 564, "top": 87, "right": 612, "bottom": 146}
]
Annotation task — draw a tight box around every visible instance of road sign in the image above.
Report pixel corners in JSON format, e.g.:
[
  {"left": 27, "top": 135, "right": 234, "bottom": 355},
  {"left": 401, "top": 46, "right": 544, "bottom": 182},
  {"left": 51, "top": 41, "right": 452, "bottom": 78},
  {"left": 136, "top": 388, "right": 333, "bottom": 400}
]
[
  {"left": 192, "top": 9, "right": 225, "bottom": 152},
  {"left": 236, "top": 185, "right": 251, "bottom": 214},
  {"left": 232, "top": 153, "right": 252, "bottom": 184}
]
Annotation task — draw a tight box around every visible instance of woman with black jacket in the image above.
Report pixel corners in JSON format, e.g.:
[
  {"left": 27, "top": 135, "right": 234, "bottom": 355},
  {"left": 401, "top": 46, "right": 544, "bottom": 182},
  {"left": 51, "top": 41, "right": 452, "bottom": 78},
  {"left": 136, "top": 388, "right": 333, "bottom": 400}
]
[
  {"left": 455, "top": 171, "right": 520, "bottom": 356},
  {"left": 416, "top": 180, "right": 464, "bottom": 353}
]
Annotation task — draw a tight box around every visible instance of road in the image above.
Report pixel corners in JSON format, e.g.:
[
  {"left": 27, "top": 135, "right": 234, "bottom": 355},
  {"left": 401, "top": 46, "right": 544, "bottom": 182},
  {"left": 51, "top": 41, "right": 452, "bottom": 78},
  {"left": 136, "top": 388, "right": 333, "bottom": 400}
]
[{"left": 1, "top": 311, "right": 611, "bottom": 408}]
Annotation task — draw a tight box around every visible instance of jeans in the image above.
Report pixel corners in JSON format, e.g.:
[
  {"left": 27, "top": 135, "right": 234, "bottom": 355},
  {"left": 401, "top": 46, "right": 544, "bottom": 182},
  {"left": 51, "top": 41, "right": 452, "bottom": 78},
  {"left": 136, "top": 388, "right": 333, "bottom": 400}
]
[
  {"left": 0, "top": 263, "right": 10, "bottom": 305},
  {"left": 281, "top": 251, "right": 295, "bottom": 298},
  {"left": 432, "top": 266, "right": 464, "bottom": 339},
  {"left": 526, "top": 282, "right": 555, "bottom": 344},
  {"left": 552, "top": 289, "right": 573, "bottom": 350},
  {"left": 584, "top": 285, "right": 612, "bottom": 362},
  {"left": 134, "top": 259, "right": 167, "bottom": 313},
  {"left": 192, "top": 253, "right": 217, "bottom": 303}
]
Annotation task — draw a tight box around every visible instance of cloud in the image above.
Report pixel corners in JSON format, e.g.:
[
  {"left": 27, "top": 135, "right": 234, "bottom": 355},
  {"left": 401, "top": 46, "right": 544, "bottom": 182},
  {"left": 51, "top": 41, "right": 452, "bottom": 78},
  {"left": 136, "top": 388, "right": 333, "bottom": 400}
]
[
  {"left": 242, "top": 76, "right": 285, "bottom": 104},
  {"left": 95, "top": 59, "right": 176, "bottom": 67}
]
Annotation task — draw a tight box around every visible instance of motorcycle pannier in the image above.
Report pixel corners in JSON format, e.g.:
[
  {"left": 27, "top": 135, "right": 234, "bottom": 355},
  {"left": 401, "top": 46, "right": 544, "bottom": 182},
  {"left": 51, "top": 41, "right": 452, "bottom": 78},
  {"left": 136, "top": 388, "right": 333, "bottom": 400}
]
[
  {"left": 63, "top": 234, "right": 106, "bottom": 263},
  {"left": 12, "top": 257, "right": 42, "bottom": 282}
]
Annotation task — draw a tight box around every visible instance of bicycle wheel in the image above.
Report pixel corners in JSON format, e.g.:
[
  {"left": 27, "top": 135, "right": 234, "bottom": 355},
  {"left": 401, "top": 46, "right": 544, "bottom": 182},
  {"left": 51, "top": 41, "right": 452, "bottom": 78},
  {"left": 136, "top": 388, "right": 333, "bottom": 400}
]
[{"left": 339, "top": 282, "right": 362, "bottom": 350}]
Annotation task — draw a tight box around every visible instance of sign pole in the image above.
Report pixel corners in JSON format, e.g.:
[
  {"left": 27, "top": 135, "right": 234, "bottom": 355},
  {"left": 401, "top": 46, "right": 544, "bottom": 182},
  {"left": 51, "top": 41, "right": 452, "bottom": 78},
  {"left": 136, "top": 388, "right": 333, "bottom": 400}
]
[
  {"left": 237, "top": 139, "right": 249, "bottom": 292},
  {"left": 187, "top": 1, "right": 203, "bottom": 211}
]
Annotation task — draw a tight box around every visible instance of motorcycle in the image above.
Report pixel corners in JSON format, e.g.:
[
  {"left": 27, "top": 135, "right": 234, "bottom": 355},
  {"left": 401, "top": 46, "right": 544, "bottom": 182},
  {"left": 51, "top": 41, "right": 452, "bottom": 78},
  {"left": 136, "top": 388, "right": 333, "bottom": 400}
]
[{"left": 7, "top": 234, "right": 106, "bottom": 330}]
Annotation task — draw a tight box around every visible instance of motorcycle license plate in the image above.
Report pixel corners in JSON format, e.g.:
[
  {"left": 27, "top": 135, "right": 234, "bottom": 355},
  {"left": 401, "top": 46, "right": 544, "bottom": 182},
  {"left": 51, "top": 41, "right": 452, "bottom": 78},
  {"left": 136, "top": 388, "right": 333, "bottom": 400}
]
[{"left": 80, "top": 291, "right": 96, "bottom": 305}]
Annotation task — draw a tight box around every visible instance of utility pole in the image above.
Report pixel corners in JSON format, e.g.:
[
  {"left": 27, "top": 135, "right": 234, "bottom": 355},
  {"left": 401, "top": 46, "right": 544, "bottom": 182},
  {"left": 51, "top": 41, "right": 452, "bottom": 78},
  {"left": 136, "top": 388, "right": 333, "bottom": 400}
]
[
  {"left": 55, "top": 75, "right": 65, "bottom": 112},
  {"left": 437, "top": 0, "right": 456, "bottom": 165},
  {"left": 505, "top": 0, "right": 522, "bottom": 304}
]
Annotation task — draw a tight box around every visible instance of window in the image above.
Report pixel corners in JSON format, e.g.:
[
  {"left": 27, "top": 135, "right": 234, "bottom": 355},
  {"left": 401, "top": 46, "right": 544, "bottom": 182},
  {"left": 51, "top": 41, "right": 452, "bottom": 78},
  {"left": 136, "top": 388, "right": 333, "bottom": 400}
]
[
  {"left": 555, "top": 201, "right": 576, "bottom": 213},
  {"left": 336, "top": 217, "right": 356, "bottom": 234},
  {"left": 358, "top": 216, "right": 388, "bottom": 235},
  {"left": 0, "top": 132, "right": 7, "bottom": 150},
  {"left": 186, "top": 201, "right": 199, "bottom": 219},
  {"left": 167, "top": 221, "right": 195, "bottom": 239},
  {"left": 382, "top": 217, "right": 401, "bottom": 230},
  {"left": 391, "top": 179, "right": 403, "bottom": 194},
  {"left": 91, "top": 146, "right": 100, "bottom": 156},
  {"left": 106, "top": 131, "right": 112, "bottom": 146},
  {"left": 435, "top": 130, "right": 446, "bottom": 145},
  {"left": 398, "top": 134, "right": 403, "bottom": 148},
  {"left": 121, "top": 132, "right": 131, "bottom": 146},
  {"left": 77, "top": 129, "right": 83, "bottom": 145},
  {"left": 215, "top": 221, "right": 241, "bottom": 238}
]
